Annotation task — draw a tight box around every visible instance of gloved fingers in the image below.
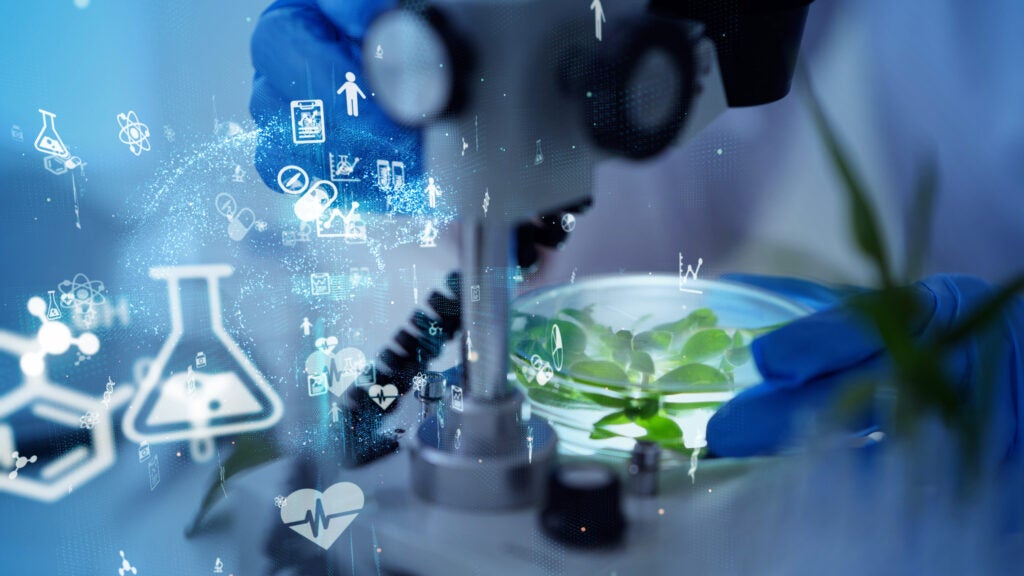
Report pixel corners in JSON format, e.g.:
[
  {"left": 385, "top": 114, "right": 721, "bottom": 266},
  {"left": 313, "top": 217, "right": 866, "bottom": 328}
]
[
  {"left": 721, "top": 273, "right": 864, "bottom": 312},
  {"left": 752, "top": 302, "right": 889, "bottom": 389},
  {"left": 318, "top": 0, "right": 398, "bottom": 41},
  {"left": 252, "top": 3, "right": 365, "bottom": 103},
  {"left": 917, "top": 275, "right": 1024, "bottom": 466},
  {"left": 705, "top": 374, "right": 878, "bottom": 458}
]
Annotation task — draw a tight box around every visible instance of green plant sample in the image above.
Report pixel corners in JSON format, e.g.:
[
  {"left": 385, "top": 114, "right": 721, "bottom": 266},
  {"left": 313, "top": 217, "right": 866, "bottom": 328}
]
[{"left": 511, "top": 306, "right": 776, "bottom": 453}]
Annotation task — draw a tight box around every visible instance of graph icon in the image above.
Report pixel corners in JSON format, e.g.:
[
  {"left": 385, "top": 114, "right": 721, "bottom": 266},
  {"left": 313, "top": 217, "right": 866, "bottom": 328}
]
[{"left": 280, "top": 482, "right": 365, "bottom": 550}]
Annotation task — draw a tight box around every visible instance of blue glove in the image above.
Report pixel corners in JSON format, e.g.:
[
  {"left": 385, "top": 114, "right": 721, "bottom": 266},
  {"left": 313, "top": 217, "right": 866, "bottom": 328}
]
[
  {"left": 250, "top": 0, "right": 419, "bottom": 211},
  {"left": 707, "top": 274, "right": 1024, "bottom": 467}
]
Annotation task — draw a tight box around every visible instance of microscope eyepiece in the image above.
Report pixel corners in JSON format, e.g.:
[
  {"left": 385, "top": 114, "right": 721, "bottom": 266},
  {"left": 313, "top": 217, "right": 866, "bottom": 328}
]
[
  {"left": 585, "top": 16, "right": 697, "bottom": 159},
  {"left": 650, "top": 0, "right": 815, "bottom": 107}
]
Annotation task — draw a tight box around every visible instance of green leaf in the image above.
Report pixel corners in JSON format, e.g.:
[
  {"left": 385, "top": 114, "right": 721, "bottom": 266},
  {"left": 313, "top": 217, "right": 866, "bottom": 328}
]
[
  {"left": 629, "top": 350, "right": 656, "bottom": 374},
  {"left": 937, "top": 274, "right": 1024, "bottom": 348},
  {"left": 593, "top": 410, "right": 631, "bottom": 427},
  {"left": 723, "top": 331, "right": 752, "bottom": 368},
  {"left": 663, "top": 401, "right": 728, "bottom": 414},
  {"left": 653, "top": 307, "right": 717, "bottom": 335},
  {"left": 187, "top": 434, "right": 281, "bottom": 537},
  {"left": 724, "top": 345, "right": 751, "bottom": 368},
  {"left": 589, "top": 428, "right": 619, "bottom": 440},
  {"left": 680, "top": 329, "right": 731, "bottom": 363},
  {"left": 624, "top": 396, "right": 660, "bottom": 420},
  {"left": 660, "top": 441, "right": 692, "bottom": 455},
  {"left": 655, "top": 364, "right": 731, "bottom": 392},
  {"left": 905, "top": 156, "right": 937, "bottom": 282},
  {"left": 612, "top": 330, "right": 633, "bottom": 365},
  {"left": 558, "top": 305, "right": 596, "bottom": 327},
  {"left": 800, "top": 67, "right": 893, "bottom": 288},
  {"left": 633, "top": 330, "right": 673, "bottom": 352},
  {"left": 635, "top": 414, "right": 684, "bottom": 443},
  {"left": 550, "top": 320, "right": 587, "bottom": 356},
  {"left": 569, "top": 360, "right": 631, "bottom": 387},
  {"left": 527, "top": 386, "right": 588, "bottom": 409},
  {"left": 580, "top": 391, "right": 630, "bottom": 408}
]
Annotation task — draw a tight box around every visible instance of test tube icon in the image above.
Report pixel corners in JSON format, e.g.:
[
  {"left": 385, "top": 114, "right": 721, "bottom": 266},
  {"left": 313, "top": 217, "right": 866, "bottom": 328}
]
[{"left": 376, "top": 159, "right": 392, "bottom": 190}]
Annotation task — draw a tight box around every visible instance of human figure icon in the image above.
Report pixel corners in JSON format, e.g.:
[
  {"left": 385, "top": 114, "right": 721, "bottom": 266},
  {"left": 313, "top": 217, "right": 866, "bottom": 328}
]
[
  {"left": 329, "top": 402, "right": 342, "bottom": 424},
  {"left": 337, "top": 71, "right": 366, "bottom": 117},
  {"left": 300, "top": 317, "right": 312, "bottom": 337},
  {"left": 425, "top": 177, "right": 442, "bottom": 208}
]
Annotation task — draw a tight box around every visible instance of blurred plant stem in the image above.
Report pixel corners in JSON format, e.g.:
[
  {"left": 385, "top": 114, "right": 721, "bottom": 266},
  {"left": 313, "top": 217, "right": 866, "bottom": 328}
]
[{"left": 799, "top": 65, "right": 1024, "bottom": 475}]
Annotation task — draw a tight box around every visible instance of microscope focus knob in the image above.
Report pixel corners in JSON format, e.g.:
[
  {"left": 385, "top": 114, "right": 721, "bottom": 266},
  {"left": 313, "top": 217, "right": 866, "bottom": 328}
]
[
  {"left": 363, "top": 9, "right": 466, "bottom": 126},
  {"left": 585, "top": 17, "right": 696, "bottom": 159},
  {"left": 540, "top": 463, "right": 626, "bottom": 548}
]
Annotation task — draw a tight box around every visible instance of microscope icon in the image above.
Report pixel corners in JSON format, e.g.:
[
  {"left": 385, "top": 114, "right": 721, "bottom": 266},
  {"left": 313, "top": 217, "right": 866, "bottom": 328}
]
[{"left": 419, "top": 221, "right": 439, "bottom": 248}]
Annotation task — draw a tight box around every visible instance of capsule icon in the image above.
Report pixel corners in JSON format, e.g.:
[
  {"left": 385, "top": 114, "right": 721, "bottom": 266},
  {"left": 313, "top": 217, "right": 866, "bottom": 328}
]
[
  {"left": 294, "top": 179, "right": 338, "bottom": 222},
  {"left": 228, "top": 208, "right": 256, "bottom": 241}
]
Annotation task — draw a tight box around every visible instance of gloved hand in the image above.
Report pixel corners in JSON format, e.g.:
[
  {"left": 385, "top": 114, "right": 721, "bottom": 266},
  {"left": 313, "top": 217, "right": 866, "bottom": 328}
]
[
  {"left": 250, "top": 0, "right": 416, "bottom": 212},
  {"left": 706, "top": 274, "right": 1024, "bottom": 467}
]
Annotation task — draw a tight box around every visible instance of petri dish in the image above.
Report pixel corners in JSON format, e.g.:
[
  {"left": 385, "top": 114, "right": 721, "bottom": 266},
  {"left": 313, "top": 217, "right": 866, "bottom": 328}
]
[{"left": 510, "top": 275, "right": 810, "bottom": 465}]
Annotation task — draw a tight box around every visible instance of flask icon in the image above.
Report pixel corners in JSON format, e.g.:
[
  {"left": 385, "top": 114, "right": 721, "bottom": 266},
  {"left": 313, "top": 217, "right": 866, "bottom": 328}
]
[
  {"left": 45, "top": 290, "right": 62, "bottom": 320},
  {"left": 34, "top": 109, "right": 70, "bottom": 158},
  {"left": 122, "top": 265, "right": 283, "bottom": 462}
]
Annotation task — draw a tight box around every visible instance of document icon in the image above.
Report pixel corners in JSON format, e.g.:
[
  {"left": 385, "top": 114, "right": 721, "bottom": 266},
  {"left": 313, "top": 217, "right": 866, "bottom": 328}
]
[{"left": 291, "top": 100, "right": 325, "bottom": 144}]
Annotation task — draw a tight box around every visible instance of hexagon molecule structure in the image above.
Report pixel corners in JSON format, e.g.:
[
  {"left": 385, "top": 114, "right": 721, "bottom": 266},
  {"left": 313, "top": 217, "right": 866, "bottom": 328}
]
[{"left": 0, "top": 297, "right": 118, "bottom": 502}]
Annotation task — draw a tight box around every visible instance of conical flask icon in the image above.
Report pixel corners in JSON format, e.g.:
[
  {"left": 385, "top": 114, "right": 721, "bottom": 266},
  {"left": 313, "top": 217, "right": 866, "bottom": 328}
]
[
  {"left": 122, "top": 265, "right": 283, "bottom": 462},
  {"left": 34, "top": 109, "right": 70, "bottom": 159}
]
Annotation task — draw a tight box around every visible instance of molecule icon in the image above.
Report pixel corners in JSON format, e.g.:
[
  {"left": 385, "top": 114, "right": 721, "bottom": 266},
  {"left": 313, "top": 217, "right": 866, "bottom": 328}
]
[
  {"left": 20, "top": 296, "right": 99, "bottom": 377},
  {"left": 0, "top": 298, "right": 125, "bottom": 502},
  {"left": 8, "top": 451, "right": 37, "bottom": 480},
  {"left": 118, "top": 550, "right": 138, "bottom": 575},
  {"left": 274, "top": 495, "right": 288, "bottom": 509}
]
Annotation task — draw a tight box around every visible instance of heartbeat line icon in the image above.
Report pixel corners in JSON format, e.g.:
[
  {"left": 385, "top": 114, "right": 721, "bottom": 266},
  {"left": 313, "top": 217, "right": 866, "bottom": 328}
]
[
  {"left": 280, "top": 482, "right": 364, "bottom": 550},
  {"left": 283, "top": 497, "right": 354, "bottom": 538}
]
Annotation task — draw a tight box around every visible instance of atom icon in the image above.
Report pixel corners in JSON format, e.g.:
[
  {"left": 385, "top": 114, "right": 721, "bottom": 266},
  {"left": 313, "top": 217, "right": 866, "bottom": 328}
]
[
  {"left": 116, "top": 110, "right": 151, "bottom": 156},
  {"left": 58, "top": 273, "right": 106, "bottom": 315},
  {"left": 80, "top": 411, "right": 99, "bottom": 430}
]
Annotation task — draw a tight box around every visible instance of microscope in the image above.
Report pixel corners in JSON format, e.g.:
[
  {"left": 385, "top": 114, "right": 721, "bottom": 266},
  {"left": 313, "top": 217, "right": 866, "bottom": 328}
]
[{"left": 334, "top": 0, "right": 814, "bottom": 571}]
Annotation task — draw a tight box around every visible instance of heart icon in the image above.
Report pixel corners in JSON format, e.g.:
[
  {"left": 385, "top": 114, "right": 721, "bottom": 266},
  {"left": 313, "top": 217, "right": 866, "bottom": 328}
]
[
  {"left": 314, "top": 336, "right": 339, "bottom": 354},
  {"left": 368, "top": 383, "right": 399, "bottom": 410},
  {"left": 280, "top": 482, "right": 365, "bottom": 550}
]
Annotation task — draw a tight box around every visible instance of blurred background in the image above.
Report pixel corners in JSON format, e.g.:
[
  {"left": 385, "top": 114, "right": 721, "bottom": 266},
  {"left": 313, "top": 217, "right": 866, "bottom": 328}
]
[{"left": 0, "top": 0, "right": 1021, "bottom": 574}]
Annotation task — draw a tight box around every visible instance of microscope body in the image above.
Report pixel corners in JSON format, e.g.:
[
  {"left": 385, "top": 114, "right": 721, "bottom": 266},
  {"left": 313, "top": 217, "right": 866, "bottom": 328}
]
[{"left": 362, "top": 0, "right": 813, "bottom": 511}]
